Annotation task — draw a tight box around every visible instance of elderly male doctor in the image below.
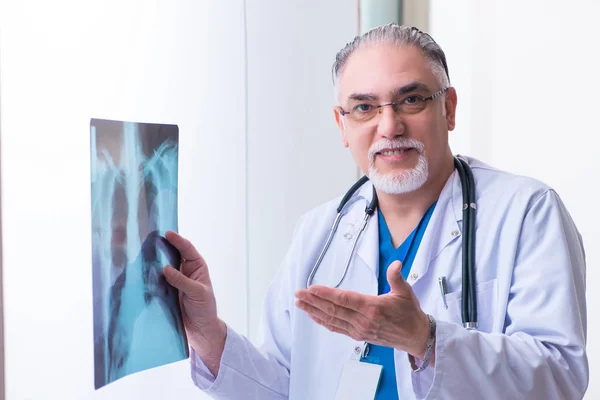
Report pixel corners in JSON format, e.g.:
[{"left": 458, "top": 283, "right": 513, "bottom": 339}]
[{"left": 163, "top": 24, "right": 588, "bottom": 399}]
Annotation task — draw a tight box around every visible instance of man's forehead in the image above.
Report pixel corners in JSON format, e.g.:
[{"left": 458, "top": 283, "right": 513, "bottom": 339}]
[
  {"left": 345, "top": 81, "right": 433, "bottom": 102},
  {"left": 336, "top": 44, "right": 435, "bottom": 100}
]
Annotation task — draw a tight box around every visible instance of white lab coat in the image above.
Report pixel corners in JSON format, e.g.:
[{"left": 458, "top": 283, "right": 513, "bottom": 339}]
[{"left": 190, "top": 156, "right": 588, "bottom": 399}]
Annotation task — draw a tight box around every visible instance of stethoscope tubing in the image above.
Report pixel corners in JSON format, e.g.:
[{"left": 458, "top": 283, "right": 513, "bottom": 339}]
[
  {"left": 454, "top": 157, "right": 477, "bottom": 328},
  {"left": 305, "top": 181, "right": 377, "bottom": 289}
]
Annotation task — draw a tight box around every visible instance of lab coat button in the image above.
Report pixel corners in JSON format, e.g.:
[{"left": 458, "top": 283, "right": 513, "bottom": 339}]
[
  {"left": 451, "top": 229, "right": 459, "bottom": 237},
  {"left": 410, "top": 273, "right": 418, "bottom": 280},
  {"left": 344, "top": 233, "right": 353, "bottom": 240}
]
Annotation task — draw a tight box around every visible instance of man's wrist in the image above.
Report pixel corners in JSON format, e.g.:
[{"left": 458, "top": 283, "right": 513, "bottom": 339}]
[
  {"left": 408, "top": 314, "right": 436, "bottom": 372},
  {"left": 409, "top": 311, "right": 433, "bottom": 359},
  {"left": 191, "top": 319, "right": 227, "bottom": 360},
  {"left": 191, "top": 319, "right": 227, "bottom": 377}
]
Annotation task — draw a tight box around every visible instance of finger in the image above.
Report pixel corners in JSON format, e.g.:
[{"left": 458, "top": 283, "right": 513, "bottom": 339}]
[
  {"left": 180, "top": 256, "right": 210, "bottom": 281},
  {"left": 296, "top": 291, "right": 366, "bottom": 326},
  {"left": 295, "top": 299, "right": 355, "bottom": 332},
  {"left": 386, "top": 260, "right": 407, "bottom": 291},
  {"left": 165, "top": 231, "right": 203, "bottom": 262},
  {"left": 305, "top": 286, "right": 369, "bottom": 314},
  {"left": 163, "top": 264, "right": 203, "bottom": 294}
]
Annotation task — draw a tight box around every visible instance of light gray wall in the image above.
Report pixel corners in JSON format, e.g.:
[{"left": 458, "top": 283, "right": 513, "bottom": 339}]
[
  {"left": 359, "top": 0, "right": 402, "bottom": 33},
  {"left": 246, "top": 0, "right": 359, "bottom": 341}
]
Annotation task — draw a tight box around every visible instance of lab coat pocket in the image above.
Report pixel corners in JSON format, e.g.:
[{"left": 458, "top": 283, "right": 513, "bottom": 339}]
[{"left": 442, "top": 278, "right": 498, "bottom": 333}]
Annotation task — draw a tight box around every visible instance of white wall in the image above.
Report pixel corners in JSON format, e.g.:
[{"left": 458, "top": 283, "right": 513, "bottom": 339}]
[
  {"left": 429, "top": 0, "right": 600, "bottom": 397},
  {"left": 0, "top": 0, "right": 359, "bottom": 398},
  {"left": 245, "top": 0, "right": 359, "bottom": 342},
  {"left": 0, "top": 1, "right": 247, "bottom": 398}
]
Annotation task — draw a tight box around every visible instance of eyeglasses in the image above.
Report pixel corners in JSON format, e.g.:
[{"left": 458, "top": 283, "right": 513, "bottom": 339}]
[{"left": 339, "top": 87, "right": 449, "bottom": 123}]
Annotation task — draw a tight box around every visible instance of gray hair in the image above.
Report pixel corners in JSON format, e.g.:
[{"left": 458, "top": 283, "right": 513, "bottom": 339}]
[{"left": 332, "top": 24, "right": 451, "bottom": 95}]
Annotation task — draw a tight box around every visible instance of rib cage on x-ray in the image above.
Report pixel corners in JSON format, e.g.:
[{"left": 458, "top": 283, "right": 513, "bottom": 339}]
[{"left": 90, "top": 119, "right": 188, "bottom": 390}]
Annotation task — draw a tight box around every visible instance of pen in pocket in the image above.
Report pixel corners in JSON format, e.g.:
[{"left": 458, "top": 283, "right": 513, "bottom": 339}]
[{"left": 439, "top": 276, "right": 448, "bottom": 309}]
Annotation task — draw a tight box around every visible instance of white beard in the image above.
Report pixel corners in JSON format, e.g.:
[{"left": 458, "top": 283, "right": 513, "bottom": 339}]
[{"left": 367, "top": 138, "right": 429, "bottom": 195}]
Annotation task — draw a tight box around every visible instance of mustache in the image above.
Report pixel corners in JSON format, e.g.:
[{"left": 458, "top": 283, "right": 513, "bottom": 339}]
[{"left": 368, "top": 138, "right": 425, "bottom": 164}]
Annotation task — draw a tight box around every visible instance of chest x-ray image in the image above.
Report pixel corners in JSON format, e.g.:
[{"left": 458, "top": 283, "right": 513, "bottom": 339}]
[{"left": 90, "top": 118, "right": 189, "bottom": 390}]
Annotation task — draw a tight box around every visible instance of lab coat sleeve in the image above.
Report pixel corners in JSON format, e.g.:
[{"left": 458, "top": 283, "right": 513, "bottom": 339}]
[
  {"left": 189, "top": 215, "right": 307, "bottom": 399},
  {"left": 190, "top": 324, "right": 288, "bottom": 399},
  {"left": 414, "top": 189, "right": 588, "bottom": 400}
]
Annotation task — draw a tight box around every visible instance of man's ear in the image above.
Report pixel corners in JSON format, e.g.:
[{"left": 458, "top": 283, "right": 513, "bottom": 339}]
[
  {"left": 445, "top": 87, "right": 458, "bottom": 131},
  {"left": 333, "top": 107, "right": 349, "bottom": 147}
]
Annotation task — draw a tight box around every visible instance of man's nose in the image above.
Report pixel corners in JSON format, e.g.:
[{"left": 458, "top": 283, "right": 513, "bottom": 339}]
[{"left": 376, "top": 104, "right": 405, "bottom": 139}]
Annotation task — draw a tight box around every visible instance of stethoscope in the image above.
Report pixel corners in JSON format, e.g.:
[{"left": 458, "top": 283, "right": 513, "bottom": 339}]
[{"left": 306, "top": 156, "right": 478, "bottom": 329}]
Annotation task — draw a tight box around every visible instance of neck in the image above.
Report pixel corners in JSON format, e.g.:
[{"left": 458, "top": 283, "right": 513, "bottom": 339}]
[{"left": 375, "top": 156, "right": 454, "bottom": 245}]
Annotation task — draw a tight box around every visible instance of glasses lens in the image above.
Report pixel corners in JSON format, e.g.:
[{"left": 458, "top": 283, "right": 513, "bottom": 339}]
[
  {"left": 349, "top": 106, "right": 378, "bottom": 122},
  {"left": 399, "top": 98, "right": 428, "bottom": 114}
]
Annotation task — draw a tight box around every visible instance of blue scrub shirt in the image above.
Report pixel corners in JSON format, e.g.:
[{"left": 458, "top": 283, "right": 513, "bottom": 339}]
[{"left": 360, "top": 202, "right": 437, "bottom": 399}]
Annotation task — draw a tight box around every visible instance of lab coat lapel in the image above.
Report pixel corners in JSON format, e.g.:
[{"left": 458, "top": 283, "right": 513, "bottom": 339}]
[
  {"left": 347, "top": 161, "right": 468, "bottom": 284},
  {"left": 405, "top": 168, "right": 464, "bottom": 283}
]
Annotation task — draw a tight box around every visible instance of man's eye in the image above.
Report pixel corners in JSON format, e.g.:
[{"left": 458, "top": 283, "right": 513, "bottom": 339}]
[
  {"left": 404, "top": 95, "right": 424, "bottom": 104},
  {"left": 353, "top": 104, "right": 375, "bottom": 113}
]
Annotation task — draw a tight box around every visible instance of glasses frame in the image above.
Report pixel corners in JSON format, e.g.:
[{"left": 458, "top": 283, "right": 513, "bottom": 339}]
[{"left": 338, "top": 87, "right": 449, "bottom": 120}]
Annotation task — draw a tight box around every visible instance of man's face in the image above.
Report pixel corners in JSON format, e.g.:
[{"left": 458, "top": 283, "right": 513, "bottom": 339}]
[{"left": 334, "top": 44, "right": 457, "bottom": 194}]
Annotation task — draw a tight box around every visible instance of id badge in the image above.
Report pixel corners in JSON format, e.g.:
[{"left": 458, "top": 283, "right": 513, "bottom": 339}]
[{"left": 335, "top": 343, "right": 382, "bottom": 400}]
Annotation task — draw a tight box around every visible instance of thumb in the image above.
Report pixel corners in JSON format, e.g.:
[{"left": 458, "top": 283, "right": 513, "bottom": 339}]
[
  {"left": 163, "top": 265, "right": 198, "bottom": 293},
  {"left": 386, "top": 260, "right": 409, "bottom": 292}
]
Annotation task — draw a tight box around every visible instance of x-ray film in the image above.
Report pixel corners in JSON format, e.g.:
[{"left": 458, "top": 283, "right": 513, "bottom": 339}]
[{"left": 90, "top": 118, "right": 189, "bottom": 389}]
